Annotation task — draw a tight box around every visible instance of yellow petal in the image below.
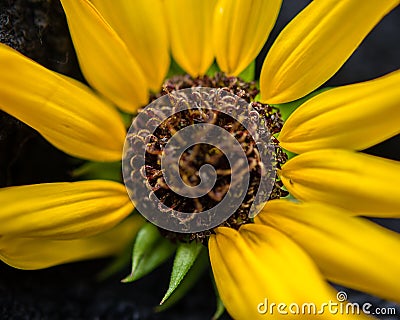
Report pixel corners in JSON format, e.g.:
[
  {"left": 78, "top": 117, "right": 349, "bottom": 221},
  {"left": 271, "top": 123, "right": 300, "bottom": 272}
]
[
  {"left": 257, "top": 200, "right": 400, "bottom": 303},
  {"left": 91, "top": 0, "right": 169, "bottom": 91},
  {"left": 213, "top": 0, "right": 282, "bottom": 76},
  {"left": 0, "top": 181, "right": 134, "bottom": 239},
  {"left": 209, "top": 225, "right": 363, "bottom": 319},
  {"left": 260, "top": 0, "right": 399, "bottom": 104},
  {"left": 0, "top": 44, "right": 126, "bottom": 161},
  {"left": 60, "top": 0, "right": 148, "bottom": 112},
  {"left": 280, "top": 71, "right": 400, "bottom": 154},
  {"left": 164, "top": 0, "right": 216, "bottom": 77},
  {"left": 0, "top": 215, "right": 144, "bottom": 270},
  {"left": 280, "top": 149, "right": 400, "bottom": 217}
]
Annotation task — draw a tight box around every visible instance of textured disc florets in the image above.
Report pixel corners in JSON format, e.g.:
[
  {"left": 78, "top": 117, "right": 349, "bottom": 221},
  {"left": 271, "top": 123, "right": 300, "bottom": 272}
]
[{"left": 124, "top": 73, "right": 288, "bottom": 243}]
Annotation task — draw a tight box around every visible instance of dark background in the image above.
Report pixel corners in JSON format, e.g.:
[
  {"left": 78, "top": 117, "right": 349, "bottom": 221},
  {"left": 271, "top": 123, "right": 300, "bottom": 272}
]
[{"left": 0, "top": 0, "right": 399, "bottom": 319}]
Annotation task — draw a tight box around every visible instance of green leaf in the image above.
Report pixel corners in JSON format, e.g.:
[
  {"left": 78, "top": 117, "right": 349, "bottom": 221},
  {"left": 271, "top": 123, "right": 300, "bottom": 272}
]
[
  {"left": 72, "top": 161, "right": 122, "bottom": 182},
  {"left": 160, "top": 241, "right": 204, "bottom": 304},
  {"left": 156, "top": 248, "right": 208, "bottom": 311},
  {"left": 238, "top": 61, "right": 255, "bottom": 82},
  {"left": 273, "top": 87, "right": 333, "bottom": 121},
  {"left": 131, "top": 239, "right": 175, "bottom": 281},
  {"left": 122, "top": 223, "right": 175, "bottom": 282}
]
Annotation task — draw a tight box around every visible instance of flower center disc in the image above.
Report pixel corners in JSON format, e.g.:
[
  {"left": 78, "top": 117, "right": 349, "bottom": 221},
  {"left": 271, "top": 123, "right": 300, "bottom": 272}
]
[{"left": 123, "top": 74, "right": 287, "bottom": 240}]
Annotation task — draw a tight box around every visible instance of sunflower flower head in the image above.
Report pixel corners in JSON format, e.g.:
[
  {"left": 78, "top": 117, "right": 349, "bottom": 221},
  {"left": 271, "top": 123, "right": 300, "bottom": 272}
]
[{"left": 1, "top": 0, "right": 400, "bottom": 319}]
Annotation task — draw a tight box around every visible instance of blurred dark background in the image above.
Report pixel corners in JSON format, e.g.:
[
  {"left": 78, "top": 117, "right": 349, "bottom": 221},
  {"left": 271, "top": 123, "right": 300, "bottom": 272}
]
[{"left": 0, "top": 0, "right": 399, "bottom": 319}]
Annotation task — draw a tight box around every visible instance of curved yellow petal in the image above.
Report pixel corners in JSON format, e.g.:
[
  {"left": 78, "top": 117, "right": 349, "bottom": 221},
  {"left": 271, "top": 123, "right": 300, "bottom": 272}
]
[
  {"left": 164, "top": 0, "right": 216, "bottom": 77},
  {"left": 209, "top": 225, "right": 363, "bottom": 319},
  {"left": 0, "top": 181, "right": 134, "bottom": 240},
  {"left": 60, "top": 0, "right": 148, "bottom": 112},
  {"left": 280, "top": 71, "right": 400, "bottom": 154},
  {"left": 0, "top": 215, "right": 144, "bottom": 270},
  {"left": 91, "top": 0, "right": 169, "bottom": 91},
  {"left": 213, "top": 0, "right": 282, "bottom": 76},
  {"left": 257, "top": 200, "right": 400, "bottom": 303},
  {"left": 280, "top": 149, "right": 400, "bottom": 217},
  {"left": 260, "top": 0, "right": 399, "bottom": 104},
  {"left": 0, "top": 44, "right": 126, "bottom": 161}
]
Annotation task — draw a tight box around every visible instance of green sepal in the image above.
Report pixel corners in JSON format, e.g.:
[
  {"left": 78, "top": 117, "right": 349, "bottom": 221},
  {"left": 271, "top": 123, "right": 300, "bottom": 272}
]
[
  {"left": 273, "top": 87, "right": 333, "bottom": 121},
  {"left": 211, "top": 273, "right": 225, "bottom": 320},
  {"left": 96, "top": 243, "right": 132, "bottom": 281},
  {"left": 72, "top": 161, "right": 122, "bottom": 182},
  {"left": 119, "top": 110, "right": 134, "bottom": 128},
  {"left": 159, "top": 241, "right": 204, "bottom": 305},
  {"left": 273, "top": 88, "right": 333, "bottom": 161},
  {"left": 122, "top": 223, "right": 176, "bottom": 282},
  {"left": 206, "top": 62, "right": 221, "bottom": 77},
  {"left": 156, "top": 247, "right": 208, "bottom": 311},
  {"left": 212, "top": 295, "right": 225, "bottom": 320},
  {"left": 283, "top": 148, "right": 296, "bottom": 160},
  {"left": 166, "top": 58, "right": 186, "bottom": 78},
  {"left": 283, "top": 193, "right": 298, "bottom": 202},
  {"left": 238, "top": 61, "right": 255, "bottom": 82}
]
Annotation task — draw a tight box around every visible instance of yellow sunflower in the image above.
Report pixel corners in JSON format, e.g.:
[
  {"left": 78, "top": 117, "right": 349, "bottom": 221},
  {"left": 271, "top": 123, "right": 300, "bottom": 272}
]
[{"left": 1, "top": 0, "right": 400, "bottom": 319}]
